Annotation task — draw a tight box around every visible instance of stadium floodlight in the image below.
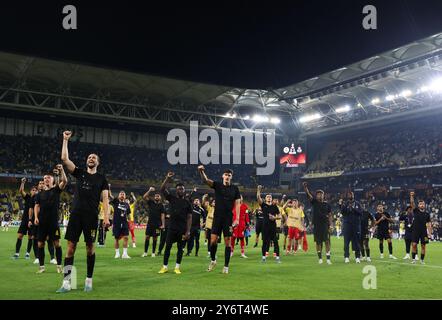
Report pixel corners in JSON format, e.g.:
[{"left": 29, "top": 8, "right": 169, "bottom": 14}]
[
  {"left": 420, "top": 85, "right": 429, "bottom": 93},
  {"left": 385, "top": 95, "right": 395, "bottom": 101},
  {"left": 429, "top": 77, "right": 442, "bottom": 93},
  {"left": 400, "top": 89, "right": 412, "bottom": 98},
  {"left": 243, "top": 115, "right": 250, "bottom": 120},
  {"left": 252, "top": 114, "right": 269, "bottom": 123},
  {"left": 371, "top": 97, "right": 380, "bottom": 104},
  {"left": 335, "top": 105, "right": 351, "bottom": 113},
  {"left": 299, "top": 113, "right": 322, "bottom": 123},
  {"left": 225, "top": 112, "right": 237, "bottom": 118},
  {"left": 270, "top": 117, "right": 281, "bottom": 124}
]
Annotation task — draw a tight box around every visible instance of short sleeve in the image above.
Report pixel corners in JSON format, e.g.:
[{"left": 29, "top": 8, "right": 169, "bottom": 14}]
[
  {"left": 310, "top": 198, "right": 316, "bottom": 205},
  {"left": 426, "top": 214, "right": 431, "bottom": 223},
  {"left": 234, "top": 186, "right": 241, "bottom": 201},
  {"left": 101, "top": 176, "right": 109, "bottom": 192},
  {"left": 301, "top": 210, "right": 305, "bottom": 218},
  {"left": 34, "top": 194, "right": 40, "bottom": 205},
  {"left": 71, "top": 167, "right": 83, "bottom": 179},
  {"left": 211, "top": 181, "right": 219, "bottom": 190}
]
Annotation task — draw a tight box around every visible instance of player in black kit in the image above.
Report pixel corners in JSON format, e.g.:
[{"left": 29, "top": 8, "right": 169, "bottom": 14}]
[
  {"left": 186, "top": 197, "right": 206, "bottom": 257},
  {"left": 360, "top": 203, "right": 374, "bottom": 262},
  {"left": 198, "top": 166, "right": 241, "bottom": 274},
  {"left": 57, "top": 130, "right": 110, "bottom": 293},
  {"left": 142, "top": 187, "right": 166, "bottom": 257},
  {"left": 373, "top": 203, "right": 397, "bottom": 260},
  {"left": 409, "top": 192, "right": 432, "bottom": 264},
  {"left": 302, "top": 182, "right": 333, "bottom": 265},
  {"left": 158, "top": 172, "right": 192, "bottom": 274},
  {"left": 34, "top": 165, "right": 67, "bottom": 274},
  {"left": 12, "top": 178, "right": 38, "bottom": 260},
  {"left": 111, "top": 191, "right": 132, "bottom": 259},
  {"left": 253, "top": 207, "right": 264, "bottom": 248},
  {"left": 257, "top": 185, "right": 281, "bottom": 263}
]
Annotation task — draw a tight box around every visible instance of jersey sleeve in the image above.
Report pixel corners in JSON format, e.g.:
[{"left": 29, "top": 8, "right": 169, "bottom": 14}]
[
  {"left": 71, "top": 167, "right": 83, "bottom": 179},
  {"left": 234, "top": 186, "right": 241, "bottom": 201},
  {"left": 211, "top": 181, "right": 219, "bottom": 190},
  {"left": 101, "top": 176, "right": 109, "bottom": 192},
  {"left": 34, "top": 193, "right": 40, "bottom": 205}
]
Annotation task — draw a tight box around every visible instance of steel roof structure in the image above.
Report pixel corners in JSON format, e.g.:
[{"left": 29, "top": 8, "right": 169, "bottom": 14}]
[{"left": 0, "top": 32, "right": 441, "bottom": 136}]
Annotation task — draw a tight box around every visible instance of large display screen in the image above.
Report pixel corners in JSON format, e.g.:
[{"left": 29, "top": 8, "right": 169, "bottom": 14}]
[{"left": 280, "top": 143, "right": 306, "bottom": 167}]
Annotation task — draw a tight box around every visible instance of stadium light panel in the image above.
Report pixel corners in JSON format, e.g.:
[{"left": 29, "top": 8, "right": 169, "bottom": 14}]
[
  {"left": 385, "top": 95, "right": 395, "bottom": 101},
  {"left": 252, "top": 114, "right": 269, "bottom": 123},
  {"left": 270, "top": 117, "right": 281, "bottom": 124},
  {"left": 335, "top": 105, "right": 351, "bottom": 113},
  {"left": 243, "top": 115, "right": 250, "bottom": 120},
  {"left": 430, "top": 77, "right": 442, "bottom": 93},
  {"left": 400, "top": 89, "right": 413, "bottom": 98},
  {"left": 371, "top": 98, "right": 380, "bottom": 104},
  {"left": 299, "top": 113, "right": 321, "bottom": 123}
]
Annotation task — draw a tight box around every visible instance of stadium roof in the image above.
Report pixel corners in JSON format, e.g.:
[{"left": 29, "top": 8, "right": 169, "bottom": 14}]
[{"left": 0, "top": 32, "right": 441, "bottom": 136}]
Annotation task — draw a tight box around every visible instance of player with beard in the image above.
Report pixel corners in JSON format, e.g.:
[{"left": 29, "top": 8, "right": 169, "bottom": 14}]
[
  {"left": 157, "top": 200, "right": 171, "bottom": 256},
  {"left": 198, "top": 166, "right": 241, "bottom": 274},
  {"left": 34, "top": 165, "right": 67, "bottom": 274},
  {"left": 373, "top": 203, "right": 397, "bottom": 260},
  {"left": 12, "top": 178, "right": 37, "bottom": 260},
  {"left": 302, "top": 182, "right": 333, "bottom": 265},
  {"left": 257, "top": 185, "right": 281, "bottom": 263},
  {"left": 142, "top": 187, "right": 166, "bottom": 257},
  {"left": 112, "top": 191, "right": 131, "bottom": 259},
  {"left": 158, "top": 172, "right": 192, "bottom": 274},
  {"left": 410, "top": 192, "right": 432, "bottom": 264},
  {"left": 57, "top": 131, "right": 109, "bottom": 293}
]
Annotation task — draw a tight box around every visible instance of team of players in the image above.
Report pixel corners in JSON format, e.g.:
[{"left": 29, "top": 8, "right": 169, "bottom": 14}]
[{"left": 9, "top": 130, "right": 435, "bottom": 293}]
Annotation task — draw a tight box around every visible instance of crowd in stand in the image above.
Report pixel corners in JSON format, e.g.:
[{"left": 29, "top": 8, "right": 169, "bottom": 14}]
[
  {"left": 308, "top": 121, "right": 442, "bottom": 173},
  {"left": 0, "top": 134, "right": 278, "bottom": 188}
]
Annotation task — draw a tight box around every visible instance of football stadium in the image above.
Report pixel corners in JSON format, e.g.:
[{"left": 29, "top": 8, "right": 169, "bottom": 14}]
[{"left": 0, "top": 3, "right": 442, "bottom": 304}]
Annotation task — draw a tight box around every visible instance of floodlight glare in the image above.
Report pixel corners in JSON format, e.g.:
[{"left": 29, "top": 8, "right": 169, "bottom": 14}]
[
  {"left": 299, "top": 113, "right": 321, "bottom": 123},
  {"left": 270, "top": 117, "right": 281, "bottom": 124},
  {"left": 371, "top": 98, "right": 380, "bottom": 104},
  {"left": 335, "top": 105, "right": 351, "bottom": 113}
]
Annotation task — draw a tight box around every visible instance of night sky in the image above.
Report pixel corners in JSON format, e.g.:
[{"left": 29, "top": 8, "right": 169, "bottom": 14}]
[{"left": 0, "top": 0, "right": 441, "bottom": 88}]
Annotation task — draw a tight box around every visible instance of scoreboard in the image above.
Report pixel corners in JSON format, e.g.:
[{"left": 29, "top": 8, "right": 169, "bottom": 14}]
[{"left": 279, "top": 143, "right": 306, "bottom": 167}]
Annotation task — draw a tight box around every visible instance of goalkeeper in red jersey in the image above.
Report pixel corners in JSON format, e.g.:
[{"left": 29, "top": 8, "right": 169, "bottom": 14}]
[{"left": 230, "top": 196, "right": 250, "bottom": 258}]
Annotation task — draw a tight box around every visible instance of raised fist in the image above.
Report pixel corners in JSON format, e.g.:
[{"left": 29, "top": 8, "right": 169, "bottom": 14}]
[
  {"left": 410, "top": 191, "right": 415, "bottom": 197},
  {"left": 302, "top": 181, "right": 308, "bottom": 188},
  {"left": 63, "top": 131, "right": 72, "bottom": 140},
  {"left": 257, "top": 185, "right": 263, "bottom": 191},
  {"left": 149, "top": 186, "right": 155, "bottom": 192},
  {"left": 55, "top": 164, "right": 63, "bottom": 171},
  {"left": 21, "top": 177, "right": 26, "bottom": 183},
  {"left": 197, "top": 165, "right": 205, "bottom": 172},
  {"left": 166, "top": 171, "right": 175, "bottom": 179}
]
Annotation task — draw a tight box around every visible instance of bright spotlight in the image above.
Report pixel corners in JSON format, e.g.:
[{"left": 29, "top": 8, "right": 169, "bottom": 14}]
[
  {"left": 335, "top": 105, "right": 351, "bottom": 113},
  {"left": 371, "top": 98, "right": 380, "bottom": 104},
  {"left": 243, "top": 115, "right": 250, "bottom": 120},
  {"left": 385, "top": 95, "right": 395, "bottom": 101},
  {"left": 430, "top": 78, "right": 442, "bottom": 93},
  {"left": 400, "top": 89, "right": 412, "bottom": 98},
  {"left": 253, "top": 115, "right": 269, "bottom": 123},
  {"left": 299, "top": 113, "right": 321, "bottom": 123},
  {"left": 270, "top": 117, "right": 281, "bottom": 124}
]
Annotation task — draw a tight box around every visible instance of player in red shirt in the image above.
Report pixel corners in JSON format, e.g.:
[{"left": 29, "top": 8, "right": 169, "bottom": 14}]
[{"left": 231, "top": 196, "right": 250, "bottom": 258}]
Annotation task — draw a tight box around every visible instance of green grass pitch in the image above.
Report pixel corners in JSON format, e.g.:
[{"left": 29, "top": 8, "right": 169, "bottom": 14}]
[{"left": 0, "top": 228, "right": 441, "bottom": 300}]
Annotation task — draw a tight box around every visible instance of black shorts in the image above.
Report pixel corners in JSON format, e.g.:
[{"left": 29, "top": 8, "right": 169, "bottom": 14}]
[
  {"left": 255, "top": 220, "right": 263, "bottom": 235},
  {"left": 166, "top": 229, "right": 185, "bottom": 244},
  {"left": 145, "top": 224, "right": 161, "bottom": 237},
  {"left": 65, "top": 213, "right": 98, "bottom": 243},
  {"left": 412, "top": 230, "right": 429, "bottom": 244},
  {"left": 17, "top": 221, "right": 30, "bottom": 235},
  {"left": 313, "top": 226, "right": 330, "bottom": 243},
  {"left": 37, "top": 222, "right": 61, "bottom": 242},
  {"left": 113, "top": 223, "right": 129, "bottom": 239},
  {"left": 283, "top": 226, "right": 289, "bottom": 236},
  {"left": 361, "top": 232, "right": 370, "bottom": 240},
  {"left": 212, "top": 215, "right": 233, "bottom": 238},
  {"left": 377, "top": 230, "right": 391, "bottom": 240}
]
